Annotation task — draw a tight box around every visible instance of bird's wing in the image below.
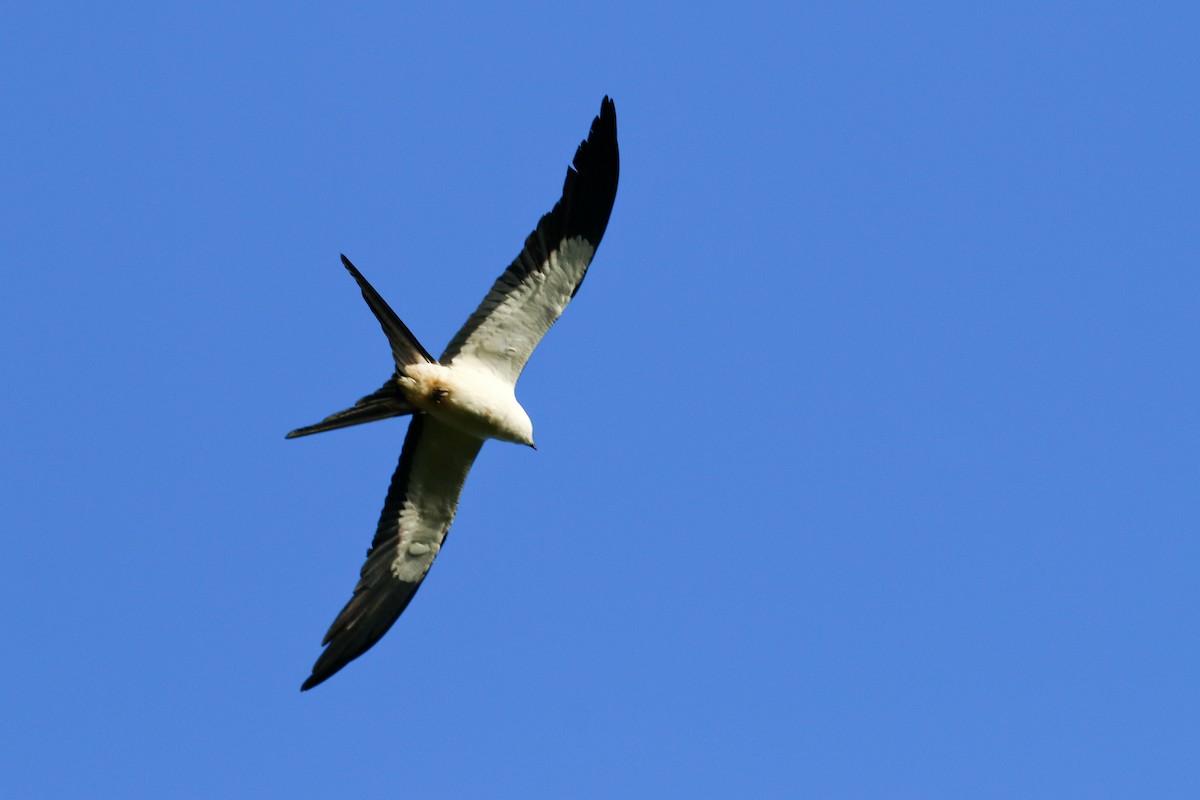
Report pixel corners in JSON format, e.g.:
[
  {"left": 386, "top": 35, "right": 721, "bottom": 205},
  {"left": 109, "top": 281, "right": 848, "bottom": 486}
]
[
  {"left": 301, "top": 413, "right": 483, "bottom": 690},
  {"left": 440, "top": 97, "right": 619, "bottom": 385}
]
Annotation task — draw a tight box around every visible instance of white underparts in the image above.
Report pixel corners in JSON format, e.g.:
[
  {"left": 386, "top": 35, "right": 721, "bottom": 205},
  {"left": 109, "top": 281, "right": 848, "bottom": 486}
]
[{"left": 398, "top": 362, "right": 534, "bottom": 446}]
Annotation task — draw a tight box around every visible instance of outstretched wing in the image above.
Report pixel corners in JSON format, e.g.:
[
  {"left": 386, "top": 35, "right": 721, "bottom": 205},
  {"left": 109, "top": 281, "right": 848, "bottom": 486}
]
[
  {"left": 301, "top": 414, "right": 483, "bottom": 690},
  {"left": 440, "top": 97, "right": 619, "bottom": 385}
]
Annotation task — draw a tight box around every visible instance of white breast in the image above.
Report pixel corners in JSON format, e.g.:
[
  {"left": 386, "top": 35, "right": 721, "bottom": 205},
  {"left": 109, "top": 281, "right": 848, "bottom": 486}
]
[{"left": 399, "top": 362, "right": 534, "bottom": 446}]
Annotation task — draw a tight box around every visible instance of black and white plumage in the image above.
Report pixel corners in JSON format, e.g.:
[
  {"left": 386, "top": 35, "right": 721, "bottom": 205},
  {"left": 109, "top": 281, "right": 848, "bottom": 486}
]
[{"left": 289, "top": 97, "right": 618, "bottom": 691}]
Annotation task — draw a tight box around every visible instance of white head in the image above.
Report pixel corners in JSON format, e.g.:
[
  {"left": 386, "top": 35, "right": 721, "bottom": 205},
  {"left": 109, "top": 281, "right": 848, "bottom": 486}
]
[{"left": 506, "top": 404, "right": 536, "bottom": 449}]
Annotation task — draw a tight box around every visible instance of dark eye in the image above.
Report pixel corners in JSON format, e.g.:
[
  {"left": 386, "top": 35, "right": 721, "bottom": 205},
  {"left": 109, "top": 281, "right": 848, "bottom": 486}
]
[{"left": 431, "top": 387, "right": 449, "bottom": 404}]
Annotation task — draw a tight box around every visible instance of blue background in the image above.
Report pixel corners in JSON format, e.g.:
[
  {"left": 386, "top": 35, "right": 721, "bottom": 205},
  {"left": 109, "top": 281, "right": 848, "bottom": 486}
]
[{"left": 3, "top": 2, "right": 1197, "bottom": 796}]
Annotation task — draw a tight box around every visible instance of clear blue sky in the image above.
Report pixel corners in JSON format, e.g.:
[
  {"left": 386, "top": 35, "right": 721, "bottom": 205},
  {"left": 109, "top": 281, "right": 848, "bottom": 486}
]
[{"left": 3, "top": 2, "right": 1197, "bottom": 797}]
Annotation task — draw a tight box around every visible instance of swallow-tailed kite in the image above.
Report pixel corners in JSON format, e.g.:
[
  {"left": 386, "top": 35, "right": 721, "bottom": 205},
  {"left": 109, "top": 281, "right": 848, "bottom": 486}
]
[{"left": 288, "top": 97, "right": 618, "bottom": 691}]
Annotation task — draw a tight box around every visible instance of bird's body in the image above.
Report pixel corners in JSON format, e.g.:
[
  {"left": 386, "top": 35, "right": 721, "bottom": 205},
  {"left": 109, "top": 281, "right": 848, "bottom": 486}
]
[
  {"left": 289, "top": 98, "right": 618, "bottom": 691},
  {"left": 398, "top": 361, "right": 533, "bottom": 446}
]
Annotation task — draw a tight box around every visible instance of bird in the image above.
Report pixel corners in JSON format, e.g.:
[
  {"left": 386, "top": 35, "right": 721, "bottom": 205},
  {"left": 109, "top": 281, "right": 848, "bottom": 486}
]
[{"left": 288, "top": 97, "right": 618, "bottom": 691}]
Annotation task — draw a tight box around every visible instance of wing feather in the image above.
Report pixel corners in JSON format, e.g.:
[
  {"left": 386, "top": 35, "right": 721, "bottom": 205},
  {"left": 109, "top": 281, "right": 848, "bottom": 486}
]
[
  {"left": 440, "top": 97, "right": 619, "bottom": 384},
  {"left": 301, "top": 414, "right": 483, "bottom": 690}
]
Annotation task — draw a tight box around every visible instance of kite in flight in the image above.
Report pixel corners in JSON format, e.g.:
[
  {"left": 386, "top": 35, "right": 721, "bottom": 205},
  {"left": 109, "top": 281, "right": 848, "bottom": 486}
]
[{"left": 288, "top": 97, "right": 619, "bottom": 691}]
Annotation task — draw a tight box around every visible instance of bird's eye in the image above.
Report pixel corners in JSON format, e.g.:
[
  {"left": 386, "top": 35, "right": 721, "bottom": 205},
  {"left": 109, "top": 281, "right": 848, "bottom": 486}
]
[{"left": 431, "top": 388, "right": 449, "bottom": 404}]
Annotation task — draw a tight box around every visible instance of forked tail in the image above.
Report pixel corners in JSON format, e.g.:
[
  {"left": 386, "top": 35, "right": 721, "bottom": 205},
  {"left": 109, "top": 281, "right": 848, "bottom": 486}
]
[{"left": 286, "top": 254, "right": 435, "bottom": 439}]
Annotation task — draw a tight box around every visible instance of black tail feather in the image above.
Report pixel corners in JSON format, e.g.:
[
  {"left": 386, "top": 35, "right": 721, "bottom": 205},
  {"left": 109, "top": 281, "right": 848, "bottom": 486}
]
[
  {"left": 340, "top": 254, "right": 435, "bottom": 370},
  {"left": 286, "top": 379, "right": 413, "bottom": 439}
]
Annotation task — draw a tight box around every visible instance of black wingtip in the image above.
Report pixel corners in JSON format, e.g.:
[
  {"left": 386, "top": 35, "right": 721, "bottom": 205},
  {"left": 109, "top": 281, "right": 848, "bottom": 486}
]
[{"left": 561, "top": 96, "right": 619, "bottom": 249}]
